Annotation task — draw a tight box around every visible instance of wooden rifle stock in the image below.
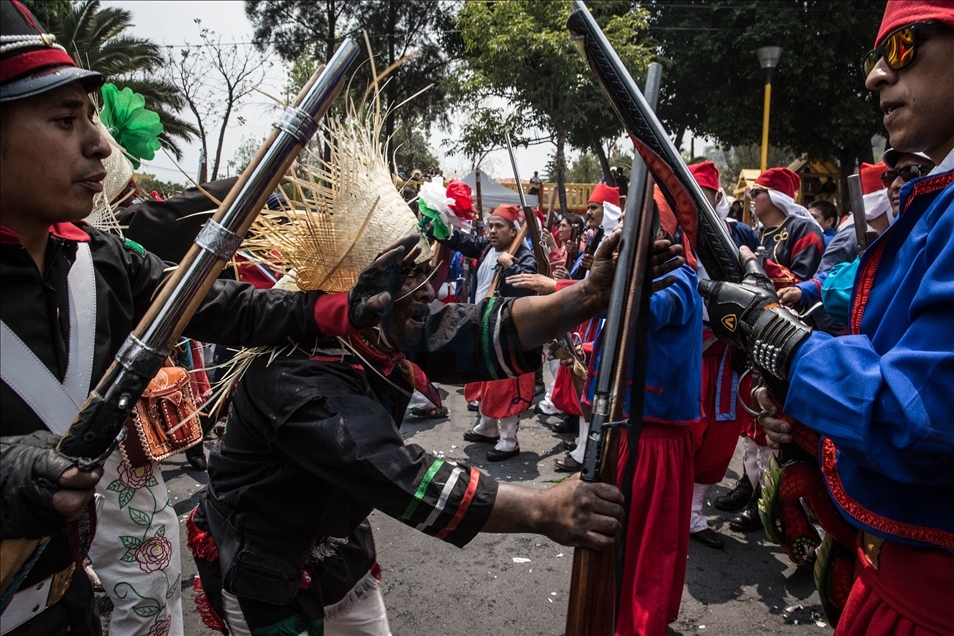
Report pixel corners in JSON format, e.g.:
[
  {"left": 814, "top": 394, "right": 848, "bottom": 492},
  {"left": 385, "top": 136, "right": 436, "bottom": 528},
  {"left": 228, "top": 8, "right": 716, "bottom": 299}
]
[
  {"left": 573, "top": 227, "right": 604, "bottom": 280},
  {"left": 484, "top": 222, "right": 528, "bottom": 299},
  {"left": 0, "top": 40, "right": 361, "bottom": 600},
  {"left": 563, "top": 50, "right": 664, "bottom": 633}
]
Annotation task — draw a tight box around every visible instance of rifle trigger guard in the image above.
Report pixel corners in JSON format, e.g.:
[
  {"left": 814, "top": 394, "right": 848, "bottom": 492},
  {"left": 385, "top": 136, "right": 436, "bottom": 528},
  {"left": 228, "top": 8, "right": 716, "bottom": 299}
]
[
  {"left": 737, "top": 367, "right": 762, "bottom": 418},
  {"left": 274, "top": 105, "right": 319, "bottom": 146},
  {"left": 115, "top": 335, "right": 167, "bottom": 379},
  {"left": 195, "top": 219, "right": 243, "bottom": 260}
]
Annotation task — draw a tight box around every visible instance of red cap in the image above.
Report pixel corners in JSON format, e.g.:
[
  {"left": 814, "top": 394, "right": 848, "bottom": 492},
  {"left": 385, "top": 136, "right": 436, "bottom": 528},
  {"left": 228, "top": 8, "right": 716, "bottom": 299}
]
[
  {"left": 876, "top": 1, "right": 954, "bottom": 47},
  {"left": 860, "top": 161, "right": 889, "bottom": 195},
  {"left": 755, "top": 167, "right": 800, "bottom": 199},
  {"left": 491, "top": 204, "right": 521, "bottom": 225},
  {"left": 689, "top": 161, "right": 720, "bottom": 192},
  {"left": 588, "top": 183, "right": 620, "bottom": 208}
]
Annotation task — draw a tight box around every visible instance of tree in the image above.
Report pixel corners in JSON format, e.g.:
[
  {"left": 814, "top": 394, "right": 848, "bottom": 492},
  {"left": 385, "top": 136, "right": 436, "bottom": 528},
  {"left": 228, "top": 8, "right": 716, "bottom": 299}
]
[
  {"left": 648, "top": 0, "right": 885, "bottom": 209},
  {"left": 166, "top": 21, "right": 272, "bottom": 181},
  {"left": 392, "top": 128, "right": 440, "bottom": 177},
  {"left": 133, "top": 173, "right": 187, "bottom": 199},
  {"left": 455, "top": 0, "right": 653, "bottom": 212},
  {"left": 565, "top": 153, "right": 603, "bottom": 184},
  {"left": 245, "top": 0, "right": 457, "bottom": 173},
  {"left": 25, "top": 0, "right": 199, "bottom": 158},
  {"left": 228, "top": 135, "right": 264, "bottom": 176}
]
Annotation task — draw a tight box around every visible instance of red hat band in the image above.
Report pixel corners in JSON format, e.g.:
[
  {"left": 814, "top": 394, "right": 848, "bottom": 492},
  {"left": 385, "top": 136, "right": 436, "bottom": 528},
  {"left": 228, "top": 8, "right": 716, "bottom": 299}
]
[
  {"left": 491, "top": 204, "right": 521, "bottom": 226},
  {"left": 754, "top": 167, "right": 800, "bottom": 200},
  {"left": 688, "top": 161, "right": 720, "bottom": 192},
  {"left": 588, "top": 183, "right": 620, "bottom": 208},
  {"left": 876, "top": 0, "right": 954, "bottom": 46}
]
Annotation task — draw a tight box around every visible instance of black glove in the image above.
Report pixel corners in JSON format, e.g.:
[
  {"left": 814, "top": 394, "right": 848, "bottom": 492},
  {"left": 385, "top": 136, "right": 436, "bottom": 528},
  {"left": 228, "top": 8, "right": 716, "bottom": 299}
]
[
  {"left": 347, "top": 235, "right": 419, "bottom": 330},
  {"left": 698, "top": 258, "right": 811, "bottom": 382},
  {"left": 1, "top": 432, "right": 79, "bottom": 540}
]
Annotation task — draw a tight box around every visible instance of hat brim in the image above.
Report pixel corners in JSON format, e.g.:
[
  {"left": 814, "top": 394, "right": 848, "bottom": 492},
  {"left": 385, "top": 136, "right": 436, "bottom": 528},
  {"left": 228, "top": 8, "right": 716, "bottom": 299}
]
[
  {"left": 0, "top": 65, "right": 104, "bottom": 103},
  {"left": 882, "top": 147, "right": 932, "bottom": 169}
]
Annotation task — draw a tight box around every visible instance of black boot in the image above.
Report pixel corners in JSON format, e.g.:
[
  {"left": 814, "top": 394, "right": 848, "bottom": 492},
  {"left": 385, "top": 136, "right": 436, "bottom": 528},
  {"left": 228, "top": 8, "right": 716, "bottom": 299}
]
[
  {"left": 550, "top": 414, "right": 580, "bottom": 435},
  {"left": 728, "top": 486, "right": 763, "bottom": 532},
  {"left": 714, "top": 477, "right": 753, "bottom": 512}
]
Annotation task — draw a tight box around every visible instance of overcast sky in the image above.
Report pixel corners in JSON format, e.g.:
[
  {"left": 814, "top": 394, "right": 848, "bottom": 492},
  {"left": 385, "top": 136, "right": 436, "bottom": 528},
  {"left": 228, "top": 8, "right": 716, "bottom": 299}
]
[{"left": 105, "top": 1, "right": 560, "bottom": 185}]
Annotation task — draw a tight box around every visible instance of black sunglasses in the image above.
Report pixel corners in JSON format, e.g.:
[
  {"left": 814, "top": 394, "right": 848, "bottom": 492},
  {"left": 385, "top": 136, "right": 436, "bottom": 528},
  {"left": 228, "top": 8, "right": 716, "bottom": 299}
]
[
  {"left": 862, "top": 21, "right": 945, "bottom": 77},
  {"left": 880, "top": 164, "right": 933, "bottom": 188}
]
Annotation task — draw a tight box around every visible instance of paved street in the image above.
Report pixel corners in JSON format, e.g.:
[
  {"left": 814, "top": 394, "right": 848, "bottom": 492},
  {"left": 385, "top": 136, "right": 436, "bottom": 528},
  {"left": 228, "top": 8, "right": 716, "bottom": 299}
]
[{"left": 150, "top": 378, "right": 830, "bottom": 636}]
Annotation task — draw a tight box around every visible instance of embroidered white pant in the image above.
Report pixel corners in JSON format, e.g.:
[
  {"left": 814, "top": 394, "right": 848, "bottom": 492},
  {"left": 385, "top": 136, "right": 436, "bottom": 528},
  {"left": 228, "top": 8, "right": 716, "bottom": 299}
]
[
  {"left": 473, "top": 414, "right": 520, "bottom": 452},
  {"left": 88, "top": 453, "right": 183, "bottom": 636},
  {"left": 742, "top": 437, "right": 776, "bottom": 488},
  {"left": 535, "top": 359, "right": 564, "bottom": 415},
  {"left": 569, "top": 418, "right": 590, "bottom": 464}
]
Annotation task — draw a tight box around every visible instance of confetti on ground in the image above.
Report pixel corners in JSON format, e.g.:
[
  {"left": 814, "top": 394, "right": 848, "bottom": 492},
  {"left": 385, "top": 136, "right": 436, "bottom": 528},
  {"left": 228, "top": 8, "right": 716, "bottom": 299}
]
[{"left": 513, "top": 557, "right": 531, "bottom": 564}]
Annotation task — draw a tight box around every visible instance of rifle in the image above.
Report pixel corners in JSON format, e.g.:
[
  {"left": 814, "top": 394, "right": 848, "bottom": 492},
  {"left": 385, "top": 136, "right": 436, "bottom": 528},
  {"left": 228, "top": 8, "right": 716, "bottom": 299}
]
[
  {"left": 572, "top": 227, "right": 603, "bottom": 280},
  {"left": 0, "top": 39, "right": 361, "bottom": 599},
  {"left": 846, "top": 174, "right": 869, "bottom": 255},
  {"left": 563, "top": 58, "right": 663, "bottom": 635},
  {"left": 566, "top": 1, "right": 742, "bottom": 286},
  {"left": 505, "top": 132, "right": 551, "bottom": 277}
]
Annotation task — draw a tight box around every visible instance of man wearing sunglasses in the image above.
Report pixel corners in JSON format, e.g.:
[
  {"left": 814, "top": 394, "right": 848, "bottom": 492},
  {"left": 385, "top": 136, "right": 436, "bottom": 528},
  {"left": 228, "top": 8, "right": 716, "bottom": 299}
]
[
  {"left": 882, "top": 147, "right": 934, "bottom": 221},
  {"left": 700, "top": 1, "right": 954, "bottom": 633}
]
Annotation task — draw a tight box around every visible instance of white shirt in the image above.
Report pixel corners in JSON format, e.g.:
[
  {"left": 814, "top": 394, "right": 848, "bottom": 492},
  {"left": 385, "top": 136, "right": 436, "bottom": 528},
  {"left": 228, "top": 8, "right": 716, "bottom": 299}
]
[
  {"left": 929, "top": 147, "right": 954, "bottom": 176},
  {"left": 475, "top": 247, "right": 502, "bottom": 300}
]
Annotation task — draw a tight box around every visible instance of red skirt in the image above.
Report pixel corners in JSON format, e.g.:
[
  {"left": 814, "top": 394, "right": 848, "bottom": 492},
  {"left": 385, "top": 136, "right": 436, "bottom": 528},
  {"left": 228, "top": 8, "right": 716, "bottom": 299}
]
[
  {"left": 692, "top": 335, "right": 753, "bottom": 484},
  {"left": 835, "top": 537, "right": 954, "bottom": 636},
  {"left": 467, "top": 373, "right": 536, "bottom": 419},
  {"left": 614, "top": 421, "right": 695, "bottom": 636},
  {"left": 550, "top": 365, "right": 583, "bottom": 416}
]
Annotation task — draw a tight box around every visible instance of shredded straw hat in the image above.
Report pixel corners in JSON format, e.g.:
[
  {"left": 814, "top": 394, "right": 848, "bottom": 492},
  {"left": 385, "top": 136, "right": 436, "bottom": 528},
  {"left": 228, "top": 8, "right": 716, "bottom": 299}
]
[{"left": 242, "top": 84, "right": 432, "bottom": 293}]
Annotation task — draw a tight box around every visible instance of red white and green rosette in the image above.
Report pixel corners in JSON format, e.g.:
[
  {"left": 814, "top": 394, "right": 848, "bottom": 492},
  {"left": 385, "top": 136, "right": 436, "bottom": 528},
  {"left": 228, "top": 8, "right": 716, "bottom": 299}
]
[{"left": 417, "top": 180, "right": 475, "bottom": 240}]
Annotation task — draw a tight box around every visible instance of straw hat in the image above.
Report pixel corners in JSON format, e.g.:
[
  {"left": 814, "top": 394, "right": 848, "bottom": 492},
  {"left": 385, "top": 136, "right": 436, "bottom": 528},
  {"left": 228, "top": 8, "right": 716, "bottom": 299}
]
[
  {"left": 86, "top": 119, "right": 134, "bottom": 233},
  {"left": 243, "top": 94, "right": 432, "bottom": 293}
]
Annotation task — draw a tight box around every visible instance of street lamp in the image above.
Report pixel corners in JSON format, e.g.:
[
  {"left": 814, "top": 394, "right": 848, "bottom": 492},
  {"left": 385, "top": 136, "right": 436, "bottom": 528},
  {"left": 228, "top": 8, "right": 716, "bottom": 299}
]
[{"left": 756, "top": 46, "right": 782, "bottom": 172}]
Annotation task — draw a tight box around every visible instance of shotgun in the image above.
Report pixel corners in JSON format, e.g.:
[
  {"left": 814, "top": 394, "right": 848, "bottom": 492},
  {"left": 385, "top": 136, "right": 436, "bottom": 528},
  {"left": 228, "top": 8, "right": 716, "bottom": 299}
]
[
  {"left": 505, "top": 132, "right": 551, "bottom": 277},
  {"left": 0, "top": 39, "right": 361, "bottom": 600},
  {"left": 563, "top": 58, "right": 663, "bottom": 635},
  {"left": 566, "top": 1, "right": 742, "bottom": 286}
]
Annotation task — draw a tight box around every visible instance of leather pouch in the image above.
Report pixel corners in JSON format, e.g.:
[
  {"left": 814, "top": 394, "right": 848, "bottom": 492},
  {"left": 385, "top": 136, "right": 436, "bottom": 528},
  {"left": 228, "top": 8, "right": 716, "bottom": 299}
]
[{"left": 120, "top": 363, "right": 203, "bottom": 468}]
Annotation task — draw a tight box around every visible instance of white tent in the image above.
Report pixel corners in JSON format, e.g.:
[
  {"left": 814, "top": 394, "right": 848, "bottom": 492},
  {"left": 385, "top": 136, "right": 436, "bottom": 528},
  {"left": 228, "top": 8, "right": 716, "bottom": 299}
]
[{"left": 459, "top": 169, "right": 522, "bottom": 212}]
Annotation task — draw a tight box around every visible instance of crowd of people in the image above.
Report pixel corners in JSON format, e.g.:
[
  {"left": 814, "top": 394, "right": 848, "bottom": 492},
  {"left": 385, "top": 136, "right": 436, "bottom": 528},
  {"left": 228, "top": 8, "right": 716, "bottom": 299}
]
[{"left": 1, "top": 0, "right": 951, "bottom": 635}]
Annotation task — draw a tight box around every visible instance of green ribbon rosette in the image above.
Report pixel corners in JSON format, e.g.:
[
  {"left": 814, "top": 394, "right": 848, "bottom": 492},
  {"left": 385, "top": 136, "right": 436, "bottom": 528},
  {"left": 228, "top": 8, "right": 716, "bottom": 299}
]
[
  {"left": 99, "top": 83, "right": 163, "bottom": 169},
  {"left": 418, "top": 199, "right": 450, "bottom": 240}
]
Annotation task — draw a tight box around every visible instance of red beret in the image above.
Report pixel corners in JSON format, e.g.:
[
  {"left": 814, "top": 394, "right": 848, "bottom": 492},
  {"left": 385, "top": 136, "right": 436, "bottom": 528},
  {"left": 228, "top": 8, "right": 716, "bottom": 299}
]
[
  {"left": 755, "top": 167, "right": 800, "bottom": 199},
  {"left": 588, "top": 183, "right": 620, "bottom": 208},
  {"left": 688, "top": 161, "right": 720, "bottom": 192},
  {"left": 876, "top": 0, "right": 954, "bottom": 47},
  {"left": 491, "top": 204, "right": 521, "bottom": 225},
  {"left": 860, "top": 161, "right": 889, "bottom": 195}
]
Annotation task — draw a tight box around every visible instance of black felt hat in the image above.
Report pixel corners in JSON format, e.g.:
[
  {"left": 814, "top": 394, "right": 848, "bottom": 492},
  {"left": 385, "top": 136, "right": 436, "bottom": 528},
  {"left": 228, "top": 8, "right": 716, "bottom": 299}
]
[{"left": 0, "top": 0, "right": 104, "bottom": 102}]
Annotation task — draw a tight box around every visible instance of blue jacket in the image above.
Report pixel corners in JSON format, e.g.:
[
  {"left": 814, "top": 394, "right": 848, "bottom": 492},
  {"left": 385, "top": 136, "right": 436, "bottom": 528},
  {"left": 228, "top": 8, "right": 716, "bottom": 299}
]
[
  {"left": 785, "top": 170, "right": 954, "bottom": 550},
  {"left": 442, "top": 230, "right": 537, "bottom": 302},
  {"left": 585, "top": 263, "right": 702, "bottom": 423}
]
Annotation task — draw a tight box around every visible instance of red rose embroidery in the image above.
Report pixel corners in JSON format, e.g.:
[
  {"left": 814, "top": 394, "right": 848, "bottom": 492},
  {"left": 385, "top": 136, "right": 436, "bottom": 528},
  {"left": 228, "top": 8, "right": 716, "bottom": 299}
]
[
  {"left": 135, "top": 536, "right": 173, "bottom": 573},
  {"left": 146, "top": 617, "right": 171, "bottom": 636},
  {"left": 118, "top": 461, "right": 153, "bottom": 490}
]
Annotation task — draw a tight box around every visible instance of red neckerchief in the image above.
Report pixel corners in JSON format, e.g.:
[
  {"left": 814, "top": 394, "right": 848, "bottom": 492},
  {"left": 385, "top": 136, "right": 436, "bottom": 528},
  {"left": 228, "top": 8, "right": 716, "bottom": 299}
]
[
  {"left": 344, "top": 334, "right": 442, "bottom": 410},
  {"left": 0, "top": 222, "right": 91, "bottom": 245}
]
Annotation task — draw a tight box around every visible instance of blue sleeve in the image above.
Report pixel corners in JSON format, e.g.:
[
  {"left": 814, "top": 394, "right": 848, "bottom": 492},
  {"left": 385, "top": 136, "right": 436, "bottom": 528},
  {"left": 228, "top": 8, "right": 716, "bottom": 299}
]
[
  {"left": 648, "top": 264, "right": 698, "bottom": 333},
  {"left": 785, "top": 207, "right": 954, "bottom": 486},
  {"left": 796, "top": 271, "right": 828, "bottom": 306},
  {"left": 442, "top": 230, "right": 487, "bottom": 259}
]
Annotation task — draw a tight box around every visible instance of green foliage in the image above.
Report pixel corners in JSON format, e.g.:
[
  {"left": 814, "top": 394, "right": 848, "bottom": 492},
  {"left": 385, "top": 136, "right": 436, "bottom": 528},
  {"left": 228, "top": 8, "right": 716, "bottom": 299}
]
[
  {"left": 228, "top": 136, "right": 263, "bottom": 175},
  {"left": 649, "top": 0, "right": 885, "bottom": 169},
  {"left": 392, "top": 128, "right": 440, "bottom": 176},
  {"left": 454, "top": 0, "right": 653, "bottom": 209},
  {"left": 24, "top": 0, "right": 199, "bottom": 158},
  {"left": 565, "top": 153, "right": 602, "bottom": 183},
  {"left": 246, "top": 0, "right": 457, "bottom": 170},
  {"left": 134, "top": 173, "right": 187, "bottom": 199}
]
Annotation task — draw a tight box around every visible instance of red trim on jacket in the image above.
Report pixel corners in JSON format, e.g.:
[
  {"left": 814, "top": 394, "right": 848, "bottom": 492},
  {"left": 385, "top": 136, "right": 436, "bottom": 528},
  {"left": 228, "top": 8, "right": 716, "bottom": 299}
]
[
  {"left": 820, "top": 437, "right": 954, "bottom": 549},
  {"left": 312, "top": 292, "right": 357, "bottom": 337}
]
